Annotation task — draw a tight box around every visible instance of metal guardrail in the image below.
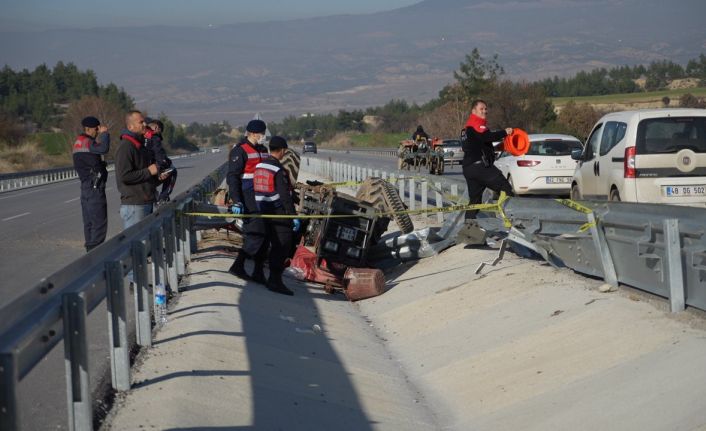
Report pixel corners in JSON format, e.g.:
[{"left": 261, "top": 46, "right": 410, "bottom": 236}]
[
  {"left": 0, "top": 161, "right": 227, "bottom": 431},
  {"left": 303, "top": 155, "right": 706, "bottom": 315},
  {"left": 0, "top": 151, "right": 206, "bottom": 194}
]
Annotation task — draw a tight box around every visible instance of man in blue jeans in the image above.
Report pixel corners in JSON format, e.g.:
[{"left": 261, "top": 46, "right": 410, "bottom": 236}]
[{"left": 115, "top": 110, "right": 161, "bottom": 229}]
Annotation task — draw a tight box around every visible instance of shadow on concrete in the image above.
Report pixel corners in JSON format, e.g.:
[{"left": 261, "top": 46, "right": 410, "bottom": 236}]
[
  {"left": 232, "top": 256, "right": 376, "bottom": 430},
  {"left": 184, "top": 281, "right": 242, "bottom": 292},
  {"left": 133, "top": 369, "right": 248, "bottom": 388},
  {"left": 154, "top": 330, "right": 244, "bottom": 346},
  {"left": 171, "top": 302, "right": 239, "bottom": 314}
]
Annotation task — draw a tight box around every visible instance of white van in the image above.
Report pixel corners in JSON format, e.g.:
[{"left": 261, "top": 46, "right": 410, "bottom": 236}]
[{"left": 570, "top": 109, "right": 706, "bottom": 207}]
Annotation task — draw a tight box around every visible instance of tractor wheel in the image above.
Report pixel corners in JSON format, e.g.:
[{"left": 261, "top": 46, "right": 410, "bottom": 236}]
[
  {"left": 280, "top": 148, "right": 301, "bottom": 185},
  {"left": 356, "top": 178, "right": 414, "bottom": 234}
]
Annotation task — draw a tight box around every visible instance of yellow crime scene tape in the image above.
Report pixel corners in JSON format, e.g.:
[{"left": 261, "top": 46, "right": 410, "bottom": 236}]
[
  {"left": 185, "top": 199, "right": 503, "bottom": 220},
  {"left": 555, "top": 198, "right": 597, "bottom": 232}
]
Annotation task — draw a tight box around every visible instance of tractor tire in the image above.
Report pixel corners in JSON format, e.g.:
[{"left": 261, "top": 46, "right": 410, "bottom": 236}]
[
  {"left": 356, "top": 178, "right": 414, "bottom": 234},
  {"left": 281, "top": 148, "right": 301, "bottom": 186}
]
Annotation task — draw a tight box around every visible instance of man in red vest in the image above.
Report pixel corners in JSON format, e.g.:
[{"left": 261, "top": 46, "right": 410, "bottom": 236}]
[
  {"left": 72, "top": 116, "right": 110, "bottom": 252},
  {"left": 114, "top": 110, "right": 159, "bottom": 229},
  {"left": 462, "top": 99, "right": 514, "bottom": 219},
  {"left": 227, "top": 119, "right": 270, "bottom": 282}
]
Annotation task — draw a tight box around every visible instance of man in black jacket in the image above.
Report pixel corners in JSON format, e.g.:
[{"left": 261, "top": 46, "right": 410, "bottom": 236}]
[
  {"left": 226, "top": 119, "right": 270, "bottom": 281},
  {"left": 462, "top": 99, "right": 514, "bottom": 219},
  {"left": 72, "top": 116, "right": 110, "bottom": 252},
  {"left": 253, "top": 136, "right": 298, "bottom": 296},
  {"left": 115, "top": 110, "right": 159, "bottom": 229},
  {"left": 145, "top": 118, "right": 177, "bottom": 204}
]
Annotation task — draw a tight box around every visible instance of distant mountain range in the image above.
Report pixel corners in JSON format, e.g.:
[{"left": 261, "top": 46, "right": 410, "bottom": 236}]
[{"left": 1, "top": 0, "right": 704, "bottom": 124}]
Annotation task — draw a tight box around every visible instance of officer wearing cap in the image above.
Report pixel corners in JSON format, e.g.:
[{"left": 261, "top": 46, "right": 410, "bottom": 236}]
[
  {"left": 253, "top": 136, "right": 298, "bottom": 296},
  {"left": 227, "top": 119, "right": 270, "bottom": 282},
  {"left": 72, "top": 116, "right": 110, "bottom": 252}
]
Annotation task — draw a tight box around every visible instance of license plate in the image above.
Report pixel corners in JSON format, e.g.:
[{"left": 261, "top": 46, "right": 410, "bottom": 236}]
[
  {"left": 662, "top": 185, "right": 706, "bottom": 197},
  {"left": 546, "top": 177, "right": 572, "bottom": 184}
]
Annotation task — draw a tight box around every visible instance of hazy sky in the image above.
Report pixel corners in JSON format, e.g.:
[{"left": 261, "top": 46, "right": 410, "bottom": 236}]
[{"left": 0, "top": 0, "right": 421, "bottom": 29}]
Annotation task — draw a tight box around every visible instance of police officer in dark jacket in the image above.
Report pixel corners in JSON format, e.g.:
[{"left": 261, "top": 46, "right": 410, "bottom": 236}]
[
  {"left": 253, "top": 136, "right": 297, "bottom": 296},
  {"left": 73, "top": 116, "right": 110, "bottom": 252},
  {"left": 227, "top": 119, "right": 270, "bottom": 282},
  {"left": 462, "top": 99, "right": 514, "bottom": 219}
]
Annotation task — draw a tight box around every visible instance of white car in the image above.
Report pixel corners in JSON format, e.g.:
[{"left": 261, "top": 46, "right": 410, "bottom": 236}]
[
  {"left": 571, "top": 108, "right": 706, "bottom": 206},
  {"left": 494, "top": 134, "right": 582, "bottom": 196}
]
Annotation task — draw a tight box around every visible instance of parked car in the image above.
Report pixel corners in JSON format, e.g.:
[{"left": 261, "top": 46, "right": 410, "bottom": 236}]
[
  {"left": 439, "top": 139, "right": 464, "bottom": 165},
  {"left": 493, "top": 134, "right": 582, "bottom": 196},
  {"left": 303, "top": 141, "right": 317, "bottom": 154},
  {"left": 570, "top": 109, "right": 706, "bottom": 207},
  {"left": 211, "top": 147, "right": 222, "bottom": 153}
]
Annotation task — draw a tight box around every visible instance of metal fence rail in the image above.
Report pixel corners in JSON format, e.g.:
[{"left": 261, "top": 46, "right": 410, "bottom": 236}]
[{"left": 0, "top": 162, "right": 226, "bottom": 431}]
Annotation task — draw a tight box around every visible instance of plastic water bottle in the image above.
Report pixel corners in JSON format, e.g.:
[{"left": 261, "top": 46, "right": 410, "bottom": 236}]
[{"left": 154, "top": 283, "right": 168, "bottom": 325}]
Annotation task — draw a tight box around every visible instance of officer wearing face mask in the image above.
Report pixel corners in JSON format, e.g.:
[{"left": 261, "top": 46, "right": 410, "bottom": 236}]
[{"left": 226, "top": 119, "right": 270, "bottom": 282}]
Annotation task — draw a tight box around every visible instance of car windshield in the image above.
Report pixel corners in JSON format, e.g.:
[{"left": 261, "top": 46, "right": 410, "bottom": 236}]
[
  {"left": 443, "top": 140, "right": 461, "bottom": 147},
  {"left": 637, "top": 117, "right": 706, "bottom": 154},
  {"left": 525, "top": 139, "right": 582, "bottom": 156}
]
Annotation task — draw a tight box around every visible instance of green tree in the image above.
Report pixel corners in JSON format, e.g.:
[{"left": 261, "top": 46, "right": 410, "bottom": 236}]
[{"left": 452, "top": 48, "right": 504, "bottom": 101}]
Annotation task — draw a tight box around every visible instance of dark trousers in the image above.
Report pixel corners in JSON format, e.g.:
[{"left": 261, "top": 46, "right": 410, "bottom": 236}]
[
  {"left": 80, "top": 182, "right": 108, "bottom": 251},
  {"left": 242, "top": 218, "right": 269, "bottom": 261},
  {"left": 266, "top": 221, "right": 293, "bottom": 275},
  {"left": 158, "top": 168, "right": 177, "bottom": 202},
  {"left": 462, "top": 163, "right": 513, "bottom": 219}
]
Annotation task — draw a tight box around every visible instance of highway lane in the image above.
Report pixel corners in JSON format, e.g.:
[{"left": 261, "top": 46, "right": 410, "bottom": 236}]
[
  {"left": 301, "top": 148, "right": 468, "bottom": 186},
  {"left": 0, "top": 151, "right": 228, "bottom": 309}
]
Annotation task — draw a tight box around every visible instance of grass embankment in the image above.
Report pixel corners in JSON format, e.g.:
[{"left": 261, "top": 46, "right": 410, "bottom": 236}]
[
  {"left": 552, "top": 87, "right": 706, "bottom": 108},
  {"left": 0, "top": 132, "right": 72, "bottom": 173}
]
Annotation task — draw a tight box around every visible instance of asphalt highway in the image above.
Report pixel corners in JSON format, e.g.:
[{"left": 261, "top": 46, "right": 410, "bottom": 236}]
[{"left": 0, "top": 151, "right": 227, "bottom": 309}]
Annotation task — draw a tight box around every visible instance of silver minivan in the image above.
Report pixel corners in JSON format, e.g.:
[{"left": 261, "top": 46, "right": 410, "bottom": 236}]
[{"left": 570, "top": 108, "right": 706, "bottom": 207}]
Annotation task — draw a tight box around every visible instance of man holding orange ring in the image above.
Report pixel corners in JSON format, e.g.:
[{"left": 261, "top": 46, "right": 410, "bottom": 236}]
[{"left": 461, "top": 99, "right": 515, "bottom": 219}]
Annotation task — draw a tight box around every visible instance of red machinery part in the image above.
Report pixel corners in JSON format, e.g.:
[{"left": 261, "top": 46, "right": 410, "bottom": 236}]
[{"left": 343, "top": 267, "right": 386, "bottom": 301}]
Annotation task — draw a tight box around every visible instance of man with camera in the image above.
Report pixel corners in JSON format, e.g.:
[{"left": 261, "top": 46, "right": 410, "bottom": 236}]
[{"left": 72, "top": 116, "right": 110, "bottom": 252}]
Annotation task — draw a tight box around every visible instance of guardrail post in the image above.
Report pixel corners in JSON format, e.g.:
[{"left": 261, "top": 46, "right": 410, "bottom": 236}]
[
  {"left": 421, "top": 181, "right": 428, "bottom": 213},
  {"left": 131, "top": 241, "right": 152, "bottom": 347},
  {"left": 450, "top": 184, "right": 459, "bottom": 202},
  {"left": 664, "top": 219, "right": 686, "bottom": 312},
  {"left": 435, "top": 182, "right": 444, "bottom": 223},
  {"left": 105, "top": 261, "right": 130, "bottom": 391},
  {"left": 397, "top": 175, "right": 404, "bottom": 201},
  {"left": 62, "top": 292, "right": 92, "bottom": 431},
  {"left": 151, "top": 228, "right": 166, "bottom": 291},
  {"left": 408, "top": 178, "right": 415, "bottom": 210},
  {"left": 164, "top": 216, "right": 179, "bottom": 293},
  {"left": 0, "top": 352, "right": 18, "bottom": 430},
  {"left": 382, "top": 171, "right": 388, "bottom": 180},
  {"left": 587, "top": 214, "right": 618, "bottom": 287},
  {"left": 175, "top": 212, "right": 186, "bottom": 275}
]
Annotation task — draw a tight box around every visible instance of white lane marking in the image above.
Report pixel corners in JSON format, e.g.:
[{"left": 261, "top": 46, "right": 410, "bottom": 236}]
[
  {"left": 64, "top": 197, "right": 80, "bottom": 203},
  {"left": 2, "top": 212, "right": 31, "bottom": 222},
  {"left": 0, "top": 188, "right": 46, "bottom": 201}
]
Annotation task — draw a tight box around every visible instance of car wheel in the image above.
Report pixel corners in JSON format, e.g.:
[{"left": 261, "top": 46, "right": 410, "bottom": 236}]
[
  {"left": 610, "top": 188, "right": 621, "bottom": 202},
  {"left": 571, "top": 184, "right": 581, "bottom": 200}
]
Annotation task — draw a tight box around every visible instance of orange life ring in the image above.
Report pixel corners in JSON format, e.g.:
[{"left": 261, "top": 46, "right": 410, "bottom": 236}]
[{"left": 503, "top": 129, "right": 530, "bottom": 156}]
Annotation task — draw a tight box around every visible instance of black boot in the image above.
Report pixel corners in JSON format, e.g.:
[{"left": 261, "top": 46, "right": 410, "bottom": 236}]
[
  {"left": 228, "top": 253, "right": 249, "bottom": 279},
  {"left": 266, "top": 271, "right": 294, "bottom": 296},
  {"left": 250, "top": 261, "right": 267, "bottom": 284}
]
